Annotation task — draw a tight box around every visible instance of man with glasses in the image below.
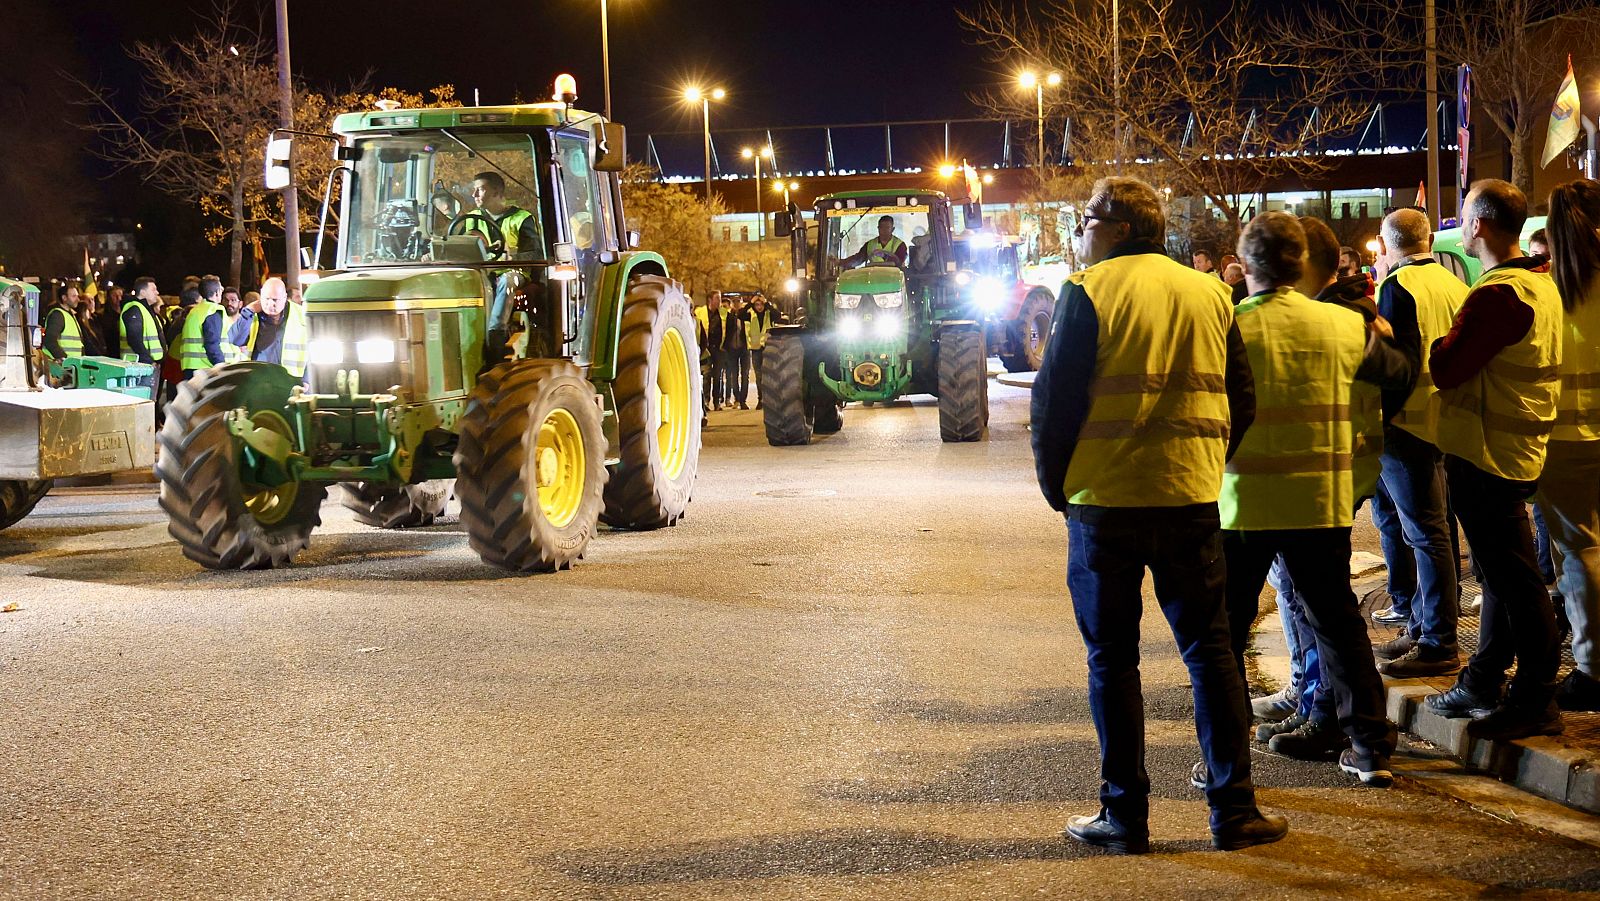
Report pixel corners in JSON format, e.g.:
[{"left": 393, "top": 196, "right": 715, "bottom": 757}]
[{"left": 1033, "top": 176, "right": 1286, "bottom": 853}]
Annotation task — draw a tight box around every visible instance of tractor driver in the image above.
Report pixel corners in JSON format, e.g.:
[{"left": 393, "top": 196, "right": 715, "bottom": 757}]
[
  {"left": 468, "top": 171, "right": 543, "bottom": 360},
  {"left": 845, "top": 215, "right": 908, "bottom": 269}
]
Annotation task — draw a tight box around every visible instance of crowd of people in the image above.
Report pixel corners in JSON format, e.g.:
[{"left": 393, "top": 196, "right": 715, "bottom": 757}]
[
  {"left": 39, "top": 273, "right": 309, "bottom": 417},
  {"left": 693, "top": 290, "right": 783, "bottom": 413},
  {"left": 1032, "top": 174, "right": 1600, "bottom": 854}
]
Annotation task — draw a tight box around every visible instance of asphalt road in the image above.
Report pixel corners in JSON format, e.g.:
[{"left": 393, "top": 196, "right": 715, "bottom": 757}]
[{"left": 3, "top": 378, "right": 1598, "bottom": 899}]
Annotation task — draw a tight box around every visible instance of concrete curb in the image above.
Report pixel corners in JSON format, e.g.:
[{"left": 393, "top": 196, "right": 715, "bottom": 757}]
[{"left": 1385, "top": 677, "right": 1600, "bottom": 814}]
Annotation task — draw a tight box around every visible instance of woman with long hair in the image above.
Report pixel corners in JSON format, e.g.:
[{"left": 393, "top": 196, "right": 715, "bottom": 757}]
[{"left": 1539, "top": 178, "right": 1600, "bottom": 711}]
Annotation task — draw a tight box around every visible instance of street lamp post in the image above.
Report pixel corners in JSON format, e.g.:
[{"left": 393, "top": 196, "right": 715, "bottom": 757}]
[
  {"left": 684, "top": 86, "right": 725, "bottom": 236},
  {"left": 1018, "top": 70, "right": 1061, "bottom": 178},
  {"left": 600, "top": 0, "right": 612, "bottom": 120},
  {"left": 742, "top": 145, "right": 773, "bottom": 239}
]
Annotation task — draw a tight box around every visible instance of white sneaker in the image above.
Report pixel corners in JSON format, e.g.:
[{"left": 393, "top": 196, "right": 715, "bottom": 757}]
[{"left": 1251, "top": 687, "right": 1298, "bottom": 723}]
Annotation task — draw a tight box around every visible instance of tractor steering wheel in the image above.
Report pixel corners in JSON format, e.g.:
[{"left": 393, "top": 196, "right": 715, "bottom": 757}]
[{"left": 448, "top": 210, "right": 506, "bottom": 260}]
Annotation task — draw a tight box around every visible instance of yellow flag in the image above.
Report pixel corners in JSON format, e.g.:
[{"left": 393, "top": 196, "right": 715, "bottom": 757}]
[
  {"left": 1541, "top": 57, "right": 1581, "bottom": 169},
  {"left": 80, "top": 245, "right": 97, "bottom": 299}
]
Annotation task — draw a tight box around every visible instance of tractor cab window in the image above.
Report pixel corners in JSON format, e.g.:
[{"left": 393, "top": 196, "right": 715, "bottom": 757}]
[
  {"left": 821, "top": 204, "right": 930, "bottom": 278},
  {"left": 344, "top": 131, "right": 544, "bottom": 267}
]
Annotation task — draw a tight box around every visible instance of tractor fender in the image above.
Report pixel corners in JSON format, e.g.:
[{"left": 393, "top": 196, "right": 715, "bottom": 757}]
[{"left": 588, "top": 251, "right": 671, "bottom": 383}]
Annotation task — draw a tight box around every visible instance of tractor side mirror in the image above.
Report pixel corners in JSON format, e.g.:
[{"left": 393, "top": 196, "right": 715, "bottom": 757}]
[
  {"left": 773, "top": 211, "right": 793, "bottom": 238},
  {"left": 264, "top": 135, "right": 293, "bottom": 190},
  {"left": 625, "top": 229, "right": 641, "bottom": 249},
  {"left": 964, "top": 201, "right": 983, "bottom": 226},
  {"left": 593, "top": 122, "right": 627, "bottom": 171}
]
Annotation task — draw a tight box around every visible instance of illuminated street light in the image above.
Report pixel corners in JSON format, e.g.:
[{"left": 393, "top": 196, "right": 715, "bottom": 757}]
[
  {"left": 683, "top": 86, "right": 727, "bottom": 234},
  {"left": 1019, "top": 69, "right": 1062, "bottom": 177},
  {"left": 772, "top": 179, "right": 800, "bottom": 206},
  {"left": 938, "top": 163, "right": 957, "bottom": 179},
  {"left": 741, "top": 145, "right": 774, "bottom": 239}
]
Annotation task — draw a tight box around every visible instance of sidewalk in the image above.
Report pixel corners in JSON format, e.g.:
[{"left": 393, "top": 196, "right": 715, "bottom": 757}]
[{"left": 1255, "top": 573, "right": 1600, "bottom": 815}]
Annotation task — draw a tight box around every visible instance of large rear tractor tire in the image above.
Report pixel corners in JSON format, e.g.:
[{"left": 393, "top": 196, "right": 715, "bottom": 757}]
[
  {"left": 812, "top": 395, "right": 843, "bottom": 434},
  {"left": 937, "top": 324, "right": 989, "bottom": 442},
  {"left": 601, "top": 276, "right": 702, "bottom": 530},
  {"left": 1000, "top": 289, "right": 1056, "bottom": 373},
  {"left": 156, "top": 363, "right": 326, "bottom": 569},
  {"left": 341, "top": 480, "right": 451, "bottom": 529},
  {"left": 0, "top": 480, "right": 52, "bottom": 531},
  {"left": 455, "top": 360, "right": 606, "bottom": 573},
  {"left": 762, "top": 332, "right": 813, "bottom": 446}
]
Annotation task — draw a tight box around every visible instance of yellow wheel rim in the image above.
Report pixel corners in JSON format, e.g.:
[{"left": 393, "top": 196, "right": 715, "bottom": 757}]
[
  {"left": 240, "top": 410, "right": 299, "bottom": 526},
  {"left": 535, "top": 407, "right": 586, "bottom": 529},
  {"left": 653, "top": 326, "right": 692, "bottom": 481}
]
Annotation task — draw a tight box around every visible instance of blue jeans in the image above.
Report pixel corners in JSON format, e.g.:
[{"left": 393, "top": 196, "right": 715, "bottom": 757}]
[
  {"left": 1370, "top": 478, "right": 1416, "bottom": 618},
  {"left": 1379, "top": 429, "right": 1460, "bottom": 653},
  {"left": 1536, "top": 440, "right": 1600, "bottom": 676},
  {"left": 1066, "top": 503, "right": 1258, "bottom": 832},
  {"left": 1270, "top": 556, "right": 1322, "bottom": 716},
  {"left": 1532, "top": 502, "right": 1556, "bottom": 585}
]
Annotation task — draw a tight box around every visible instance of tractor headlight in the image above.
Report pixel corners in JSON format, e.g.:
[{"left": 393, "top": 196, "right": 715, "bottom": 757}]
[
  {"left": 973, "top": 277, "right": 1005, "bottom": 312},
  {"left": 835, "top": 293, "right": 862, "bottom": 309},
  {"left": 356, "top": 337, "right": 396, "bottom": 364},
  {"left": 308, "top": 337, "right": 344, "bottom": 365},
  {"left": 838, "top": 317, "right": 863, "bottom": 339},
  {"left": 872, "top": 292, "right": 903, "bottom": 308},
  {"left": 872, "top": 315, "right": 902, "bottom": 339}
]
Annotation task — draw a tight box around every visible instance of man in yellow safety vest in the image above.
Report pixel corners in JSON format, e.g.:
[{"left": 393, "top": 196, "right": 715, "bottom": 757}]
[
  {"left": 1422, "top": 179, "right": 1566, "bottom": 741},
  {"left": 176, "top": 275, "right": 229, "bottom": 380},
  {"left": 1032, "top": 175, "right": 1286, "bottom": 854},
  {"left": 42, "top": 284, "right": 84, "bottom": 362},
  {"left": 227, "top": 277, "right": 309, "bottom": 378},
  {"left": 845, "top": 216, "right": 907, "bottom": 269}
]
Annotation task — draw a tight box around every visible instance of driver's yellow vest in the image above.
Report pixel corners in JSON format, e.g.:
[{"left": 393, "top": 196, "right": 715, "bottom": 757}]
[
  {"left": 1434, "top": 265, "right": 1562, "bottom": 481},
  {"left": 863, "top": 235, "right": 905, "bottom": 264},
  {"left": 1221, "top": 288, "right": 1368, "bottom": 531},
  {"left": 471, "top": 206, "right": 533, "bottom": 257},
  {"left": 46, "top": 306, "right": 83, "bottom": 358},
  {"left": 1060, "top": 253, "right": 1235, "bottom": 507}
]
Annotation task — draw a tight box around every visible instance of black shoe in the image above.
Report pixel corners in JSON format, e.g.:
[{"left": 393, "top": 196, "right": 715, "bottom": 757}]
[
  {"left": 1556, "top": 670, "right": 1600, "bottom": 713},
  {"left": 1371, "top": 606, "right": 1409, "bottom": 626},
  {"left": 738, "top": 402, "right": 749, "bottom": 410},
  {"left": 1212, "top": 812, "right": 1290, "bottom": 851},
  {"left": 1256, "top": 711, "right": 1306, "bottom": 743},
  {"left": 1466, "top": 704, "right": 1564, "bottom": 741},
  {"left": 1379, "top": 644, "right": 1462, "bottom": 678},
  {"left": 1268, "top": 718, "right": 1350, "bottom": 760},
  {"left": 1372, "top": 633, "right": 1416, "bottom": 660},
  {"left": 1423, "top": 682, "right": 1499, "bottom": 719},
  {"left": 1189, "top": 761, "right": 1208, "bottom": 790},
  {"left": 1338, "top": 748, "right": 1395, "bottom": 787},
  {"left": 1064, "top": 810, "right": 1149, "bottom": 854}
]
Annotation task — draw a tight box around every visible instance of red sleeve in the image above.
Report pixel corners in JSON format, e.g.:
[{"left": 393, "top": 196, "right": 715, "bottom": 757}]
[{"left": 1428, "top": 284, "right": 1534, "bottom": 389}]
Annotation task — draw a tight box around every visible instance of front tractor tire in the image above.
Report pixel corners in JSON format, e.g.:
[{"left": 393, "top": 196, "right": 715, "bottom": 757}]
[
  {"left": 601, "top": 276, "right": 702, "bottom": 530},
  {"left": 157, "top": 363, "right": 326, "bottom": 569},
  {"left": 761, "top": 331, "right": 813, "bottom": 446},
  {"left": 341, "top": 480, "right": 451, "bottom": 529},
  {"left": 0, "top": 480, "right": 52, "bottom": 531},
  {"left": 455, "top": 360, "right": 607, "bottom": 573},
  {"left": 1001, "top": 289, "right": 1056, "bottom": 373},
  {"left": 937, "top": 324, "right": 989, "bottom": 442}
]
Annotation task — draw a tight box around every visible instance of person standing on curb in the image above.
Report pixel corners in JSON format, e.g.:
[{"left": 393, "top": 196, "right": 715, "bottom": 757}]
[
  {"left": 1530, "top": 179, "right": 1600, "bottom": 712},
  {"left": 1422, "top": 179, "right": 1565, "bottom": 740},
  {"left": 1220, "top": 212, "right": 1411, "bottom": 786},
  {"left": 1032, "top": 176, "right": 1286, "bottom": 854}
]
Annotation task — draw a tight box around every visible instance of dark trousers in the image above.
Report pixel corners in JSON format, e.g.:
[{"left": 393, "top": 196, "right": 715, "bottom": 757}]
[
  {"left": 727, "top": 348, "right": 751, "bottom": 405},
  {"left": 1225, "top": 527, "right": 1397, "bottom": 760},
  {"left": 1446, "top": 455, "right": 1560, "bottom": 710},
  {"left": 1380, "top": 429, "right": 1460, "bottom": 652},
  {"left": 751, "top": 348, "right": 765, "bottom": 398},
  {"left": 1066, "top": 503, "right": 1257, "bottom": 832},
  {"left": 704, "top": 350, "right": 728, "bottom": 406}
]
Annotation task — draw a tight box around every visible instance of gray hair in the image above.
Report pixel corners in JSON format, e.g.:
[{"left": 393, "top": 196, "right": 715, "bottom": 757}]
[
  {"left": 1381, "top": 208, "right": 1433, "bottom": 255},
  {"left": 1087, "top": 176, "right": 1165, "bottom": 242},
  {"left": 1237, "top": 212, "right": 1306, "bottom": 287}
]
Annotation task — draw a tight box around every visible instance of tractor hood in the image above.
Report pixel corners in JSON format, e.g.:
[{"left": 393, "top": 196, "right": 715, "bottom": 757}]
[
  {"left": 835, "top": 266, "right": 906, "bottom": 297},
  {"left": 304, "top": 268, "right": 487, "bottom": 308}
]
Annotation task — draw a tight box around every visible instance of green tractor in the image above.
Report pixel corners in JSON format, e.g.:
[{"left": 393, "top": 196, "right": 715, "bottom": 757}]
[
  {"left": 761, "top": 189, "right": 1056, "bottom": 445},
  {"left": 156, "top": 79, "right": 702, "bottom": 572}
]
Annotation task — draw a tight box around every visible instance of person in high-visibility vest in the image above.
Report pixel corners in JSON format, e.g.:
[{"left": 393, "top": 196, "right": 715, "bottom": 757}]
[
  {"left": 120, "top": 277, "right": 165, "bottom": 366},
  {"left": 219, "top": 287, "right": 249, "bottom": 363},
  {"left": 176, "top": 276, "right": 229, "bottom": 379},
  {"left": 745, "top": 294, "right": 781, "bottom": 408},
  {"left": 1220, "top": 212, "right": 1413, "bottom": 786},
  {"left": 1361, "top": 209, "right": 1471, "bottom": 680},
  {"left": 1032, "top": 176, "right": 1287, "bottom": 854},
  {"left": 1422, "top": 179, "right": 1565, "bottom": 741},
  {"left": 1542, "top": 179, "right": 1600, "bottom": 713},
  {"left": 844, "top": 216, "right": 908, "bottom": 269},
  {"left": 1252, "top": 216, "right": 1416, "bottom": 736},
  {"left": 227, "top": 277, "right": 309, "bottom": 377},
  {"left": 469, "top": 171, "right": 542, "bottom": 360},
  {"left": 42, "top": 285, "right": 84, "bottom": 362}
]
